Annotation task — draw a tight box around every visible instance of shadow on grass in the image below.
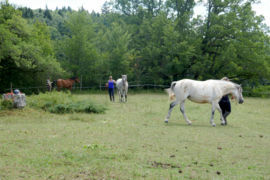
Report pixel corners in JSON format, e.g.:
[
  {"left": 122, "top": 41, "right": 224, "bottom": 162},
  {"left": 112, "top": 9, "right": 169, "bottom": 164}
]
[{"left": 164, "top": 122, "right": 239, "bottom": 128}]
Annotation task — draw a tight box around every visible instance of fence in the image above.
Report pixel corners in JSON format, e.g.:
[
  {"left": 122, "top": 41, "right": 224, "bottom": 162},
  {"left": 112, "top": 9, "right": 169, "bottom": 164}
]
[
  {"left": 4, "top": 83, "right": 170, "bottom": 92},
  {"left": 2, "top": 82, "right": 270, "bottom": 97}
]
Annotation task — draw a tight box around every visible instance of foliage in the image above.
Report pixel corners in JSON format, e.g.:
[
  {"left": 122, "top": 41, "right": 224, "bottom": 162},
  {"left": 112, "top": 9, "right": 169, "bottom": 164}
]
[
  {"left": 1, "top": 0, "right": 270, "bottom": 94},
  {"left": 27, "top": 91, "right": 106, "bottom": 114},
  {"left": 0, "top": 1, "right": 64, "bottom": 93},
  {"left": 0, "top": 99, "right": 13, "bottom": 110},
  {"left": 244, "top": 85, "right": 270, "bottom": 98}
]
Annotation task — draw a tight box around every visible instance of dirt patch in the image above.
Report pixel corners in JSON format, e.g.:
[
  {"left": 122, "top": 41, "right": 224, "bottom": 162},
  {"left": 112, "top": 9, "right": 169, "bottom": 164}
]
[{"left": 151, "top": 161, "right": 180, "bottom": 169}]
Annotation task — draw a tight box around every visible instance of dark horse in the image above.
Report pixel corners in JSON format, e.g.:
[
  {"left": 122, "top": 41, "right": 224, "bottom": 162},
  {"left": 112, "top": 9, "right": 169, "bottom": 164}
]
[{"left": 55, "top": 77, "right": 80, "bottom": 91}]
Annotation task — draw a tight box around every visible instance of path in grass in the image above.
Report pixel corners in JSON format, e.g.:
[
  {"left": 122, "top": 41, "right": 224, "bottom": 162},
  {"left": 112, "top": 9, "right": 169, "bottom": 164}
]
[{"left": 0, "top": 93, "right": 270, "bottom": 179}]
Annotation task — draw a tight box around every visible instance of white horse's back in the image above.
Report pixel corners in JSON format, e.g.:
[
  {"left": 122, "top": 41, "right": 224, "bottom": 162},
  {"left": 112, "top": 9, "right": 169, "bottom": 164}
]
[
  {"left": 165, "top": 79, "right": 244, "bottom": 126},
  {"left": 116, "top": 79, "right": 122, "bottom": 88},
  {"left": 172, "top": 79, "right": 234, "bottom": 103}
]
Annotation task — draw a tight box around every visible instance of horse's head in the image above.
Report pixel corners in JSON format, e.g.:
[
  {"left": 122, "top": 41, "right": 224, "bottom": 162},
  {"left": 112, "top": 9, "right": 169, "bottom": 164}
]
[
  {"left": 122, "top": 75, "right": 127, "bottom": 82},
  {"left": 232, "top": 84, "right": 244, "bottom": 104},
  {"left": 75, "top": 77, "right": 80, "bottom": 83},
  {"left": 70, "top": 77, "right": 80, "bottom": 83}
]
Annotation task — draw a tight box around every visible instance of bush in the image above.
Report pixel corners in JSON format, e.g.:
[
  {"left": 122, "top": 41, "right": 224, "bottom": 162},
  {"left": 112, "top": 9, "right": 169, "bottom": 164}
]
[
  {"left": 28, "top": 91, "right": 106, "bottom": 114},
  {"left": 243, "top": 85, "right": 270, "bottom": 98},
  {"left": 1, "top": 99, "right": 14, "bottom": 110}
]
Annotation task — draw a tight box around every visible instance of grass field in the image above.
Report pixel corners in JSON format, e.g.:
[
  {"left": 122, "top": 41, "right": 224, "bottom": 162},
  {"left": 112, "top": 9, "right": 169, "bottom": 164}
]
[{"left": 0, "top": 92, "right": 270, "bottom": 179}]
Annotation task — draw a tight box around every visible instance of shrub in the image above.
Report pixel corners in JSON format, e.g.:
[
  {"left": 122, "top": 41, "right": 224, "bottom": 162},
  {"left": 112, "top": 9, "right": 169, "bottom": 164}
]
[
  {"left": 28, "top": 91, "right": 106, "bottom": 114},
  {"left": 1, "top": 99, "right": 14, "bottom": 110},
  {"left": 243, "top": 85, "right": 270, "bottom": 98}
]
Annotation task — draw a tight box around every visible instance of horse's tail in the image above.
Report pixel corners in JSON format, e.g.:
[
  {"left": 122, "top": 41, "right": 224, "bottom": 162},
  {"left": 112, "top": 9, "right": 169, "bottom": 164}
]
[{"left": 165, "top": 81, "right": 177, "bottom": 101}]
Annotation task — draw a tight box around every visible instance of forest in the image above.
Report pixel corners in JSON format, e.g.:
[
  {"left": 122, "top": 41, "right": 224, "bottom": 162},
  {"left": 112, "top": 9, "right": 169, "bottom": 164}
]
[{"left": 0, "top": 0, "right": 270, "bottom": 94}]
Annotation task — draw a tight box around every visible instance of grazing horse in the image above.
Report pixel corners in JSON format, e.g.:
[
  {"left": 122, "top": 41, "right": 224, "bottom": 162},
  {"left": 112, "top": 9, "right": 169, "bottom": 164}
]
[
  {"left": 116, "top": 75, "right": 128, "bottom": 102},
  {"left": 165, "top": 79, "right": 244, "bottom": 127},
  {"left": 56, "top": 77, "right": 80, "bottom": 91}
]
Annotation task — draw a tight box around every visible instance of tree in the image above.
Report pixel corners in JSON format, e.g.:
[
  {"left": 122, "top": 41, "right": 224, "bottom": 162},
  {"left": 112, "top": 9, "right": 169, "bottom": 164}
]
[
  {"left": 199, "top": 0, "right": 270, "bottom": 82},
  {"left": 100, "top": 21, "right": 133, "bottom": 78},
  {"left": 0, "top": 2, "right": 63, "bottom": 92},
  {"left": 58, "top": 10, "right": 99, "bottom": 85}
]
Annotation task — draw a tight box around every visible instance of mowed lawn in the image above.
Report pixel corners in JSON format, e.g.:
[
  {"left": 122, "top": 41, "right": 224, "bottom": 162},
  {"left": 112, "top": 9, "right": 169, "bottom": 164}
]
[{"left": 0, "top": 92, "right": 270, "bottom": 179}]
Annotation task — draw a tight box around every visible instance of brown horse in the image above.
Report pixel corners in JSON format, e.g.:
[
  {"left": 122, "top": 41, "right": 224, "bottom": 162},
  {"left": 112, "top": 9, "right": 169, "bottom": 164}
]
[{"left": 56, "top": 77, "right": 80, "bottom": 91}]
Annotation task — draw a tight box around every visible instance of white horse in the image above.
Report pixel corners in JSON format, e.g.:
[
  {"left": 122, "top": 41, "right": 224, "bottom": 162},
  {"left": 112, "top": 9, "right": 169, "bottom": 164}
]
[
  {"left": 116, "top": 75, "right": 128, "bottom": 102},
  {"left": 165, "top": 79, "right": 244, "bottom": 127}
]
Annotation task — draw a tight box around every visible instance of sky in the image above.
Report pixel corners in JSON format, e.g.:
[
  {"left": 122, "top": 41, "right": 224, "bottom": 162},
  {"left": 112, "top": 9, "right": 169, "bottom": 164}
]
[{"left": 5, "top": 0, "right": 270, "bottom": 27}]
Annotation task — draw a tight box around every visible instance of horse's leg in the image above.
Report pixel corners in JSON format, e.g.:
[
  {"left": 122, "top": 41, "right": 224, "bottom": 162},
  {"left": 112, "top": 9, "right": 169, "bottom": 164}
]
[
  {"left": 125, "top": 87, "right": 128, "bottom": 102},
  {"left": 180, "top": 101, "right": 192, "bottom": 125},
  {"left": 165, "top": 101, "right": 179, "bottom": 123},
  {"left": 124, "top": 91, "right": 127, "bottom": 102},
  {"left": 215, "top": 103, "right": 226, "bottom": 125},
  {"left": 210, "top": 102, "right": 217, "bottom": 127},
  {"left": 118, "top": 90, "right": 121, "bottom": 102}
]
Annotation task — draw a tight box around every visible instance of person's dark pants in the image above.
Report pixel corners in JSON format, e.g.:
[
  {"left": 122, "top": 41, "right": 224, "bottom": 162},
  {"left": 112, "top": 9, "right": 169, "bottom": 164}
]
[
  {"left": 108, "top": 88, "right": 114, "bottom": 101},
  {"left": 219, "top": 96, "right": 231, "bottom": 125}
]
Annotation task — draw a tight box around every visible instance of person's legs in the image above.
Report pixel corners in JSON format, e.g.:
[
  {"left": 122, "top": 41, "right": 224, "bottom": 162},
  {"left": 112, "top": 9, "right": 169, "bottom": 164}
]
[
  {"left": 108, "top": 88, "right": 113, "bottom": 101},
  {"left": 111, "top": 88, "right": 114, "bottom": 102},
  {"left": 219, "top": 101, "right": 227, "bottom": 125},
  {"left": 223, "top": 101, "right": 231, "bottom": 124},
  {"left": 221, "top": 101, "right": 231, "bottom": 125}
]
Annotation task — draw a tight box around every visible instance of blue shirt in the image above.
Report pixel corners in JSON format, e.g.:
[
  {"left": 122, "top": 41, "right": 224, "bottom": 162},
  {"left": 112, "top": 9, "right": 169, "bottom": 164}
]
[{"left": 108, "top": 80, "right": 114, "bottom": 88}]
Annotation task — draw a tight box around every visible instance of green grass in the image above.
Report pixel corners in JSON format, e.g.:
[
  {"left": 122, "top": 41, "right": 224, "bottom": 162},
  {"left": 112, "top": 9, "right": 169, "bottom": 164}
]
[{"left": 0, "top": 92, "right": 270, "bottom": 179}]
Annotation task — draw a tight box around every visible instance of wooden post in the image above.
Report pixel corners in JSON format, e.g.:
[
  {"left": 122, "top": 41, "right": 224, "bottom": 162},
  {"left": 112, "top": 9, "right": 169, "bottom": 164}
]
[
  {"left": 10, "top": 82, "right": 13, "bottom": 93},
  {"left": 80, "top": 75, "right": 82, "bottom": 91}
]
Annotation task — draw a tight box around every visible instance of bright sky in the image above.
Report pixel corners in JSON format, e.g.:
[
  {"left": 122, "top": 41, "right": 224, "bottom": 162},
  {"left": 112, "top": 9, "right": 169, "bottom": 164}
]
[{"left": 5, "top": 0, "right": 270, "bottom": 26}]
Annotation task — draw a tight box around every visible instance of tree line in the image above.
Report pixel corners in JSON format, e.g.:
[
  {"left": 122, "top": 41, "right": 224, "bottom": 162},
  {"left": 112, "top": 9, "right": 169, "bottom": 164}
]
[{"left": 0, "top": 0, "right": 270, "bottom": 94}]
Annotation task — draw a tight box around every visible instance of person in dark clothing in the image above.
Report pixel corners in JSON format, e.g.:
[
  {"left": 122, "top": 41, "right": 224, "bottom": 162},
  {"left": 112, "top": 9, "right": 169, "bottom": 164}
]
[
  {"left": 106, "top": 76, "right": 115, "bottom": 102},
  {"left": 219, "top": 77, "right": 231, "bottom": 125}
]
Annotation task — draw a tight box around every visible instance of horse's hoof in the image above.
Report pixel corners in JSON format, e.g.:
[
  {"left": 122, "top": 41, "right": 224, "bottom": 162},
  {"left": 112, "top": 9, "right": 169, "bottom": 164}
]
[
  {"left": 164, "top": 120, "right": 168, "bottom": 123},
  {"left": 212, "top": 124, "right": 216, "bottom": 127},
  {"left": 221, "top": 123, "right": 226, "bottom": 126}
]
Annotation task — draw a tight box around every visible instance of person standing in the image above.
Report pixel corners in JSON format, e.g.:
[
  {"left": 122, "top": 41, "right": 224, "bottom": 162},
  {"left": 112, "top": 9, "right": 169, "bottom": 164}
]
[
  {"left": 219, "top": 77, "right": 231, "bottom": 125},
  {"left": 106, "top": 76, "right": 115, "bottom": 102},
  {"left": 46, "top": 77, "right": 52, "bottom": 92}
]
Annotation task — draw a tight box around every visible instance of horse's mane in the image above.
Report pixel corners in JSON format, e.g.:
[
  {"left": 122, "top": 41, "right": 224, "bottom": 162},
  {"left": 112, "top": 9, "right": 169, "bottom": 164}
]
[
  {"left": 69, "top": 77, "right": 78, "bottom": 80},
  {"left": 219, "top": 79, "right": 240, "bottom": 87}
]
